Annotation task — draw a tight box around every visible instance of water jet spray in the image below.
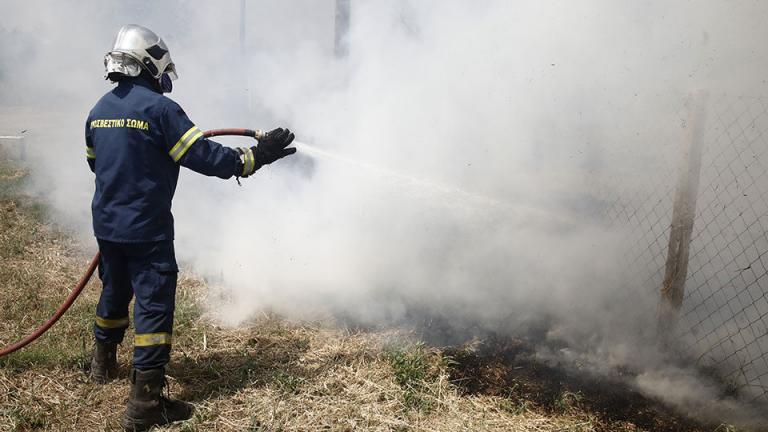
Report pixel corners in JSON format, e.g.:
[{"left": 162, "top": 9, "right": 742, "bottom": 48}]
[{"left": 293, "top": 141, "right": 570, "bottom": 226}]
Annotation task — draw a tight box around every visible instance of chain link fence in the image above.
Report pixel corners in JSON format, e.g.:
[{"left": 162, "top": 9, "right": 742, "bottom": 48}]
[
  {"left": 680, "top": 94, "right": 768, "bottom": 403},
  {"left": 590, "top": 93, "right": 768, "bottom": 404}
]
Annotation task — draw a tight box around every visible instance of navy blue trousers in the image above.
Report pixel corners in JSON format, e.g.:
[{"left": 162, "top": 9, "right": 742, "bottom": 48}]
[{"left": 93, "top": 239, "right": 178, "bottom": 370}]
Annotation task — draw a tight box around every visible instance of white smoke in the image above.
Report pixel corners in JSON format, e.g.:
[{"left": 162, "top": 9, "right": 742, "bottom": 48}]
[{"left": 2, "top": 0, "right": 768, "bottom": 425}]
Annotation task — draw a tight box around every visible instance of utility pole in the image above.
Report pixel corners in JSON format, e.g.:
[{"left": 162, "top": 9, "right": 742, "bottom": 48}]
[
  {"left": 240, "top": 0, "right": 246, "bottom": 55},
  {"left": 240, "top": 0, "right": 252, "bottom": 113},
  {"left": 334, "top": 0, "right": 350, "bottom": 58}
]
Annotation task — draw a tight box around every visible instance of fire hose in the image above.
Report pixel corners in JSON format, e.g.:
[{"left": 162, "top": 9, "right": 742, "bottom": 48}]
[{"left": 0, "top": 128, "right": 264, "bottom": 358}]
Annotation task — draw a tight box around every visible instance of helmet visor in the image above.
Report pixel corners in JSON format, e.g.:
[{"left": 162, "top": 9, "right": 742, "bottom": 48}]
[{"left": 104, "top": 52, "right": 142, "bottom": 77}]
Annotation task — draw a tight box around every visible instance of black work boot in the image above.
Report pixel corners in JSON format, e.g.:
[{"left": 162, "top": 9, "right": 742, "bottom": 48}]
[
  {"left": 89, "top": 341, "right": 118, "bottom": 384},
  {"left": 121, "top": 368, "right": 194, "bottom": 431}
]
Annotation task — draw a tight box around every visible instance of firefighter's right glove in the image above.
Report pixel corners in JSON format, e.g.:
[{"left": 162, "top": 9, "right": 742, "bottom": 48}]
[{"left": 237, "top": 128, "right": 296, "bottom": 177}]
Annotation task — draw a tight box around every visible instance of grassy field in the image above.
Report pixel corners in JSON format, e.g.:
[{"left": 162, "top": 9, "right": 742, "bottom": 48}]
[{"left": 0, "top": 155, "right": 741, "bottom": 431}]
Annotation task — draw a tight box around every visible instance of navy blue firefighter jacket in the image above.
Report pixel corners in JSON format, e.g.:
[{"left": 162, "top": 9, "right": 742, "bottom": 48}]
[{"left": 85, "top": 76, "right": 240, "bottom": 243}]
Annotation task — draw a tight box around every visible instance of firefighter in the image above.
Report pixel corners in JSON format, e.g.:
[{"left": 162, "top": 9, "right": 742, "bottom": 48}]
[{"left": 85, "top": 24, "right": 296, "bottom": 431}]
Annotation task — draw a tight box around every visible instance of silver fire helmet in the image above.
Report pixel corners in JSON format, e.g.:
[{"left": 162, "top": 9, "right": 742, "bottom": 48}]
[{"left": 104, "top": 24, "right": 178, "bottom": 81}]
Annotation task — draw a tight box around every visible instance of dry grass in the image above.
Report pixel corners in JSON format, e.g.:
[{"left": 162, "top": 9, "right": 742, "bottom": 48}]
[{"left": 0, "top": 156, "right": 702, "bottom": 431}]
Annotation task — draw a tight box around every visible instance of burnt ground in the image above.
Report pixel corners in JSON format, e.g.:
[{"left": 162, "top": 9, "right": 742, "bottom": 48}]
[
  {"left": 444, "top": 338, "right": 748, "bottom": 432},
  {"left": 442, "top": 334, "right": 749, "bottom": 432},
  {"left": 386, "top": 304, "right": 768, "bottom": 431},
  {"left": 337, "top": 306, "right": 766, "bottom": 431}
]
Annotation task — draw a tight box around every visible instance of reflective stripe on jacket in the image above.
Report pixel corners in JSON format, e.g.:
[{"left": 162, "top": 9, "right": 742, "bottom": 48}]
[{"left": 85, "top": 76, "right": 239, "bottom": 242}]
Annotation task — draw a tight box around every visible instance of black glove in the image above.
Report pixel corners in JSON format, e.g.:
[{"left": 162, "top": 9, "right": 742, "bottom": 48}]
[
  {"left": 237, "top": 128, "right": 296, "bottom": 177},
  {"left": 256, "top": 128, "right": 296, "bottom": 163}
]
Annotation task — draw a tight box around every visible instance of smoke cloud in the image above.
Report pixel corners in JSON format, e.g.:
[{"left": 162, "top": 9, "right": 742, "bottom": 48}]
[{"left": 2, "top": 0, "right": 768, "bottom": 425}]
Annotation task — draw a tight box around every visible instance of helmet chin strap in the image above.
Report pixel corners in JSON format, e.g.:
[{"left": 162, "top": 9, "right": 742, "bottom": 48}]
[
  {"left": 136, "top": 69, "right": 172, "bottom": 94},
  {"left": 159, "top": 73, "right": 173, "bottom": 93}
]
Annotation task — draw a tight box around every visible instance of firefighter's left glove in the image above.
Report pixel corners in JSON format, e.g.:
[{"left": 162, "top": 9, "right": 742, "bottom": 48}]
[{"left": 237, "top": 128, "right": 296, "bottom": 177}]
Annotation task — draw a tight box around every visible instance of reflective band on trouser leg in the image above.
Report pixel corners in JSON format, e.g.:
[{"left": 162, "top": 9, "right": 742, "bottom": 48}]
[
  {"left": 95, "top": 316, "right": 129, "bottom": 329},
  {"left": 132, "top": 240, "right": 177, "bottom": 370},
  {"left": 135, "top": 332, "right": 172, "bottom": 347},
  {"left": 86, "top": 147, "right": 96, "bottom": 159},
  {"left": 94, "top": 239, "right": 133, "bottom": 345},
  {"left": 168, "top": 126, "right": 203, "bottom": 162}
]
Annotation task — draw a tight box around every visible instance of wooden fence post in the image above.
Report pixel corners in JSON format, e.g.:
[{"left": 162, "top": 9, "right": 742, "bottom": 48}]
[{"left": 658, "top": 91, "right": 708, "bottom": 340}]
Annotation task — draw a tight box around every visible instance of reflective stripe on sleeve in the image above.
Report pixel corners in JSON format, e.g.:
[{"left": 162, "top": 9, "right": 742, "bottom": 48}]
[
  {"left": 242, "top": 147, "right": 255, "bottom": 176},
  {"left": 95, "top": 316, "right": 129, "bottom": 329},
  {"left": 86, "top": 147, "right": 96, "bottom": 159},
  {"left": 134, "top": 332, "right": 172, "bottom": 347},
  {"left": 168, "top": 126, "right": 203, "bottom": 162}
]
